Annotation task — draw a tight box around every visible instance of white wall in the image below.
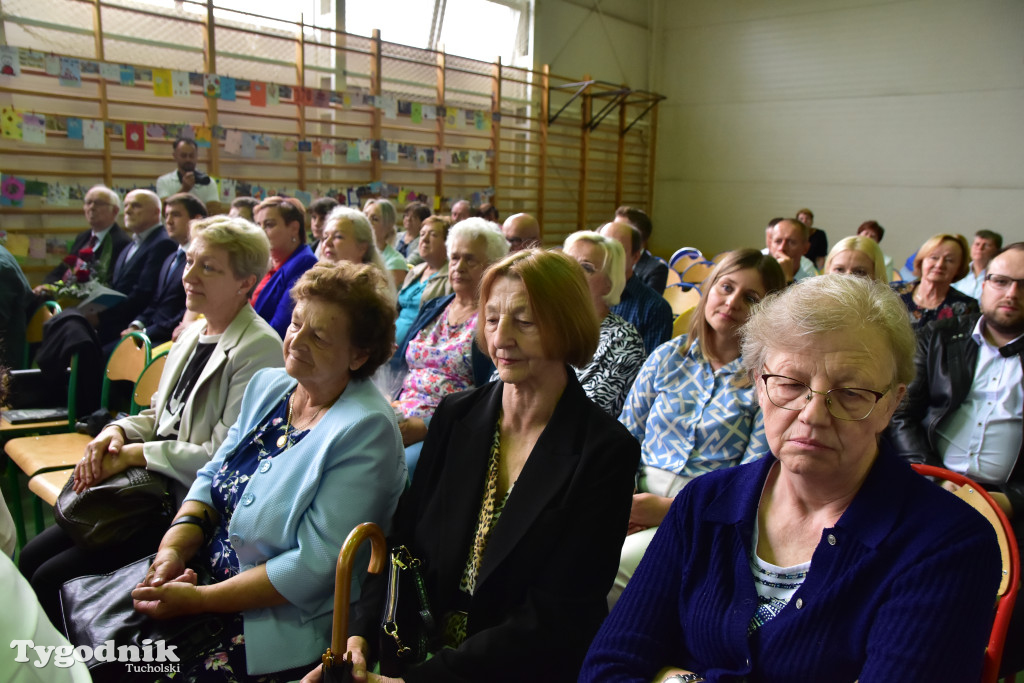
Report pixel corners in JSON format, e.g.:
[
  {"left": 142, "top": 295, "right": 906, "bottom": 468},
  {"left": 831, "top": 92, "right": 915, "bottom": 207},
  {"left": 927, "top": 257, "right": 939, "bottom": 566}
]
[
  {"left": 649, "top": 0, "right": 1024, "bottom": 265},
  {"left": 534, "top": 0, "right": 653, "bottom": 88}
]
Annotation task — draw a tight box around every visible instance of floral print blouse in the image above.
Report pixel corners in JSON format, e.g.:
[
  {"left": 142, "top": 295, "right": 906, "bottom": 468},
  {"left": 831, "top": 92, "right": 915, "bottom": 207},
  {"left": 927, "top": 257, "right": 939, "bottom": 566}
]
[{"left": 395, "top": 306, "right": 478, "bottom": 420}]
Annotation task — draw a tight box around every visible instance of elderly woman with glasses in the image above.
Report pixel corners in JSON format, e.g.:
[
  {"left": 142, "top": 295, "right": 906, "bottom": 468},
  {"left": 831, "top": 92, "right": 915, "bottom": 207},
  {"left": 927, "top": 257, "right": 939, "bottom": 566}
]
[{"left": 582, "top": 275, "right": 1001, "bottom": 683}]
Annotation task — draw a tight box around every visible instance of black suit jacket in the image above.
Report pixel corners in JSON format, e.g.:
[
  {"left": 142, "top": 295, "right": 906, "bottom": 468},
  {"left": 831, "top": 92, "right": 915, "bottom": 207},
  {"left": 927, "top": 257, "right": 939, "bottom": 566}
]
[
  {"left": 887, "top": 312, "right": 1024, "bottom": 515},
  {"left": 132, "top": 248, "right": 187, "bottom": 345},
  {"left": 355, "top": 373, "right": 640, "bottom": 683},
  {"left": 44, "top": 224, "right": 130, "bottom": 285},
  {"left": 97, "top": 225, "right": 176, "bottom": 342}
]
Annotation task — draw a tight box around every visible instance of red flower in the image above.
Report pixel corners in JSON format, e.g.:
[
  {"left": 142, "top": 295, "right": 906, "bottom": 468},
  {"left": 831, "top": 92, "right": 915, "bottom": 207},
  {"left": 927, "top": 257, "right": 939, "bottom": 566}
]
[
  {"left": 78, "top": 246, "right": 95, "bottom": 262},
  {"left": 62, "top": 254, "right": 78, "bottom": 267},
  {"left": 74, "top": 268, "right": 91, "bottom": 283}
]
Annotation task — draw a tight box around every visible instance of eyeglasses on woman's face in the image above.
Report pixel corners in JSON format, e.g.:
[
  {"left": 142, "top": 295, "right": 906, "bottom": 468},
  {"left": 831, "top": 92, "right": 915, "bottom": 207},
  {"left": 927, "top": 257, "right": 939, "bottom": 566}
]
[{"left": 760, "top": 373, "right": 889, "bottom": 421}]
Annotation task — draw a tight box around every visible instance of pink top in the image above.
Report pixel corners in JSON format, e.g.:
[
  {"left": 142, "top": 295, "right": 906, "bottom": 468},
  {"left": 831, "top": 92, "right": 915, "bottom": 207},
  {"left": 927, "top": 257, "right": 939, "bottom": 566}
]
[{"left": 395, "top": 306, "right": 478, "bottom": 419}]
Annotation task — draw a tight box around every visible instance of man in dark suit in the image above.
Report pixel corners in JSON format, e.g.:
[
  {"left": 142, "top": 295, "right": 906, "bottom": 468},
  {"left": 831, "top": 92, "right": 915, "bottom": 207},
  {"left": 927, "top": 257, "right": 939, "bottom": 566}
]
[
  {"left": 615, "top": 206, "right": 669, "bottom": 295},
  {"left": 95, "top": 190, "right": 176, "bottom": 344},
  {"left": 118, "top": 193, "right": 208, "bottom": 347},
  {"left": 35, "top": 185, "right": 130, "bottom": 291}
]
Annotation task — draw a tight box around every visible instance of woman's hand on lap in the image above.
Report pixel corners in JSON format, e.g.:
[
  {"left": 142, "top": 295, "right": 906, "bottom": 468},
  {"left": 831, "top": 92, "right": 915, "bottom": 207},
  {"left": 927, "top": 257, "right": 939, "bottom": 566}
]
[
  {"left": 629, "top": 492, "right": 672, "bottom": 530},
  {"left": 145, "top": 548, "right": 188, "bottom": 587},
  {"left": 74, "top": 426, "right": 131, "bottom": 492},
  {"left": 132, "top": 570, "right": 201, "bottom": 619},
  {"left": 398, "top": 417, "right": 428, "bottom": 447}
]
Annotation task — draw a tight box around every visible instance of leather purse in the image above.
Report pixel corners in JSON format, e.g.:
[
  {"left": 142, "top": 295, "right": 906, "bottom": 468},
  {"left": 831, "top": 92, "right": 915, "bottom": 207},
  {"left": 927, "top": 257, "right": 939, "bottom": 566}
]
[
  {"left": 378, "top": 544, "right": 438, "bottom": 676},
  {"left": 55, "top": 466, "right": 175, "bottom": 551},
  {"left": 59, "top": 554, "right": 229, "bottom": 683}
]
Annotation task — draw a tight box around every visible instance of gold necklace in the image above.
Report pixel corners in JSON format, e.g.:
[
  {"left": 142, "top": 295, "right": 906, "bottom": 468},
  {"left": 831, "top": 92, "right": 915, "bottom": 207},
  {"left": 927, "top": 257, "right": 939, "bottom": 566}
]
[{"left": 276, "top": 391, "right": 328, "bottom": 449}]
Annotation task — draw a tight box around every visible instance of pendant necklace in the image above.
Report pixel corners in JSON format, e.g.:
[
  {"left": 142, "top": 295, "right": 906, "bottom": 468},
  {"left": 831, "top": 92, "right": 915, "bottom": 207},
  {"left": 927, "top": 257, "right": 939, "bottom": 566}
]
[{"left": 277, "top": 391, "right": 328, "bottom": 449}]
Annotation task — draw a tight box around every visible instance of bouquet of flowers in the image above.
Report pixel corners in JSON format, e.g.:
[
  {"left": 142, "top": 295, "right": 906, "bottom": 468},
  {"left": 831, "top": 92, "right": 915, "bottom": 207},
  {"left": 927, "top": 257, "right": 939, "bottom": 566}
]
[{"left": 52, "top": 245, "right": 106, "bottom": 302}]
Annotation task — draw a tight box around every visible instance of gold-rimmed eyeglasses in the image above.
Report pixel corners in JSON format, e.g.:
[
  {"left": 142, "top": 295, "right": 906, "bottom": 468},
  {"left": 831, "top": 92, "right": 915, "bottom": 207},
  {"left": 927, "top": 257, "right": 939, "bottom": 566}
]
[{"left": 761, "top": 373, "right": 889, "bottom": 421}]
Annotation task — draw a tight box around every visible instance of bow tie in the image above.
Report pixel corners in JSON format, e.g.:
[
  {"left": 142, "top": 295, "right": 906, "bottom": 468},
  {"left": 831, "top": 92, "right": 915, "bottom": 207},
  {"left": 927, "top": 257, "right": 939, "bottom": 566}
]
[{"left": 999, "top": 336, "right": 1024, "bottom": 358}]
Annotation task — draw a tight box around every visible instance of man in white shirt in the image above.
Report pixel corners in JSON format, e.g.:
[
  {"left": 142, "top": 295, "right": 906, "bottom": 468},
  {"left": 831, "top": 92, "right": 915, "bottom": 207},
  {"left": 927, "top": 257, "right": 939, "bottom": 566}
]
[
  {"left": 955, "top": 229, "right": 1003, "bottom": 300},
  {"left": 155, "top": 137, "right": 219, "bottom": 207},
  {"left": 767, "top": 218, "right": 817, "bottom": 283}
]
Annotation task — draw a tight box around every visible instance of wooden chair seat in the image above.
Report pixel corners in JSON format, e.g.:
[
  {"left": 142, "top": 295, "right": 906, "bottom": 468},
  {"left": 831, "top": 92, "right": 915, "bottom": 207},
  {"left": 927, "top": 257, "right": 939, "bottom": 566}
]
[
  {"left": 5, "top": 432, "right": 90, "bottom": 477},
  {"left": 28, "top": 468, "right": 73, "bottom": 507}
]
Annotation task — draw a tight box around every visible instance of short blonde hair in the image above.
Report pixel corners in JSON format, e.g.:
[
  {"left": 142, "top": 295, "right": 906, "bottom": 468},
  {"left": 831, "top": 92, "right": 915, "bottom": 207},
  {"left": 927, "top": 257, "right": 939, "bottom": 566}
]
[
  {"left": 190, "top": 215, "right": 270, "bottom": 284},
  {"left": 824, "top": 236, "right": 888, "bottom": 281},
  {"left": 477, "top": 249, "right": 599, "bottom": 369},
  {"left": 913, "top": 233, "right": 970, "bottom": 281},
  {"left": 563, "top": 230, "right": 626, "bottom": 306}
]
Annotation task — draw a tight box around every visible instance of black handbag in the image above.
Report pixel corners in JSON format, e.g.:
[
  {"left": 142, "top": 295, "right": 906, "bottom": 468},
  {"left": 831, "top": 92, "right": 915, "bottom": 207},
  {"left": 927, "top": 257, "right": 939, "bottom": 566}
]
[
  {"left": 59, "top": 554, "right": 229, "bottom": 683},
  {"left": 55, "top": 466, "right": 175, "bottom": 550},
  {"left": 378, "top": 544, "right": 439, "bottom": 676}
]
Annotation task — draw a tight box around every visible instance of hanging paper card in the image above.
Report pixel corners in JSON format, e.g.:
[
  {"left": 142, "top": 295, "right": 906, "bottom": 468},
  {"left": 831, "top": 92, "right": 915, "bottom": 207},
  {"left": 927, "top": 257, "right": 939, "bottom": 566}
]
[
  {"left": 0, "top": 46, "right": 21, "bottom": 76},
  {"left": 468, "top": 150, "right": 486, "bottom": 171},
  {"left": 312, "top": 140, "right": 322, "bottom": 157},
  {"left": 433, "top": 195, "right": 441, "bottom": 211},
  {"left": 125, "top": 122, "right": 145, "bottom": 150},
  {"left": 66, "top": 117, "right": 83, "bottom": 140},
  {"left": 416, "top": 148, "right": 428, "bottom": 166},
  {"left": 314, "top": 89, "right": 331, "bottom": 108},
  {"left": 357, "top": 139, "right": 372, "bottom": 162},
  {"left": 22, "top": 113, "right": 46, "bottom": 144},
  {"left": 283, "top": 139, "right": 297, "bottom": 152},
  {"left": 224, "top": 129, "right": 242, "bottom": 154},
  {"left": 482, "top": 112, "right": 492, "bottom": 131},
  {"left": 99, "top": 62, "right": 119, "bottom": 82},
  {"left": 250, "top": 81, "right": 266, "bottom": 107},
  {"left": 5, "top": 234, "right": 28, "bottom": 254},
  {"left": 346, "top": 141, "right": 359, "bottom": 163},
  {"left": 298, "top": 140, "right": 312, "bottom": 153},
  {"left": 433, "top": 148, "right": 445, "bottom": 169},
  {"left": 321, "top": 142, "right": 335, "bottom": 165},
  {"left": 411, "top": 102, "right": 423, "bottom": 124},
  {"left": 181, "top": 124, "right": 195, "bottom": 140},
  {"left": 294, "top": 190, "right": 312, "bottom": 206},
  {"left": 45, "top": 55, "right": 60, "bottom": 75},
  {"left": 342, "top": 93, "right": 352, "bottom": 108},
  {"left": 267, "top": 83, "right": 280, "bottom": 106},
  {"left": 82, "top": 119, "right": 104, "bottom": 149},
  {"left": 386, "top": 141, "right": 399, "bottom": 164},
  {"left": 152, "top": 68, "right": 173, "bottom": 97},
  {"left": 251, "top": 185, "right": 266, "bottom": 200},
  {"left": 204, "top": 74, "right": 221, "bottom": 98},
  {"left": 119, "top": 65, "right": 134, "bottom": 86},
  {"left": 146, "top": 123, "right": 166, "bottom": 139},
  {"left": 59, "top": 58, "right": 81, "bottom": 87},
  {"left": 195, "top": 126, "right": 212, "bottom": 148},
  {"left": 1, "top": 175, "right": 26, "bottom": 207},
  {"left": 220, "top": 76, "right": 236, "bottom": 101},
  {"left": 422, "top": 105, "right": 436, "bottom": 121},
  {"left": 219, "top": 178, "right": 237, "bottom": 201},
  {"left": 171, "top": 70, "right": 190, "bottom": 96},
  {"left": 240, "top": 133, "right": 255, "bottom": 157},
  {"left": 269, "top": 137, "right": 283, "bottom": 160},
  {"left": 382, "top": 95, "right": 397, "bottom": 120},
  {"left": 445, "top": 107, "right": 458, "bottom": 129},
  {"left": 46, "top": 182, "right": 69, "bottom": 206},
  {"left": 29, "top": 236, "right": 46, "bottom": 259},
  {"left": 20, "top": 50, "right": 43, "bottom": 69},
  {"left": 1, "top": 107, "right": 22, "bottom": 139}
]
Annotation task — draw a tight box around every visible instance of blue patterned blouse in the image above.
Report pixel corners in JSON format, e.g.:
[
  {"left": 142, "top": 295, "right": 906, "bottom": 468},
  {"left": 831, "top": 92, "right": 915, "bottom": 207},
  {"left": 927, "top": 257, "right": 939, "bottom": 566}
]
[
  {"left": 206, "top": 393, "right": 311, "bottom": 580},
  {"left": 619, "top": 335, "right": 767, "bottom": 476}
]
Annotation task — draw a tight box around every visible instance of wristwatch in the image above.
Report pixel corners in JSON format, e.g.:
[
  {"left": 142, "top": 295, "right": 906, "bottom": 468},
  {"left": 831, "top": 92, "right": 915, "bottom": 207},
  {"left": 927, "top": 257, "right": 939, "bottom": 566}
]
[{"left": 664, "top": 675, "right": 705, "bottom": 683}]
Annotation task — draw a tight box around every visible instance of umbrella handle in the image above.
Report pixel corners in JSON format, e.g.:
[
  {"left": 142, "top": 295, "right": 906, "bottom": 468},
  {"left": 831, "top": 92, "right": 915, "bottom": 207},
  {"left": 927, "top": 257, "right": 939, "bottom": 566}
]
[{"left": 332, "top": 522, "right": 387, "bottom": 654}]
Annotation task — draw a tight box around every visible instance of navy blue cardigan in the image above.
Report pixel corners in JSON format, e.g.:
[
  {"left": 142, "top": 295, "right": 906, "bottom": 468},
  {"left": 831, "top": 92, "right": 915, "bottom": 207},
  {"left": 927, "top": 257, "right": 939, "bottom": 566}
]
[
  {"left": 389, "top": 293, "right": 494, "bottom": 398},
  {"left": 252, "top": 245, "right": 317, "bottom": 338},
  {"left": 581, "top": 444, "right": 1001, "bottom": 683}
]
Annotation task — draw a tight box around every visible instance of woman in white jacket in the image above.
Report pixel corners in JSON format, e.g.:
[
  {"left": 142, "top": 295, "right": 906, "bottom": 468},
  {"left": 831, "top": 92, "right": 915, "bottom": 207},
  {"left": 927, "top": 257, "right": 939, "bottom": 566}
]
[{"left": 20, "top": 215, "right": 283, "bottom": 625}]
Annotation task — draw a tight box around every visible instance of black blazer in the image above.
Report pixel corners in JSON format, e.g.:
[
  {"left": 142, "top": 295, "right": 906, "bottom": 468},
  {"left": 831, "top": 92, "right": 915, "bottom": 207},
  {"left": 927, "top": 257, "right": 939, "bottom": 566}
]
[
  {"left": 97, "top": 226, "right": 176, "bottom": 342},
  {"left": 355, "top": 372, "right": 640, "bottom": 683},
  {"left": 887, "top": 312, "right": 1024, "bottom": 515},
  {"left": 132, "top": 248, "right": 187, "bottom": 345},
  {"left": 44, "top": 224, "right": 130, "bottom": 285}
]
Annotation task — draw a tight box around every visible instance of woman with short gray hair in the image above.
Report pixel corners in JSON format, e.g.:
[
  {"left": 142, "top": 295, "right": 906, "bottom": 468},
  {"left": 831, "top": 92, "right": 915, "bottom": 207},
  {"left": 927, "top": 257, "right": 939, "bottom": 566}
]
[{"left": 583, "top": 274, "right": 1001, "bottom": 683}]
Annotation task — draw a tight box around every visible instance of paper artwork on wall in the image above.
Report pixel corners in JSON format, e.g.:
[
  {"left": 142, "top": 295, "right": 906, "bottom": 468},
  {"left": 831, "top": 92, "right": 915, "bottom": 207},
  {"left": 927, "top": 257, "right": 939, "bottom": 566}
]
[
  {"left": 59, "top": 58, "right": 81, "bottom": 87},
  {"left": 152, "top": 68, "right": 173, "bottom": 97},
  {"left": 0, "top": 46, "right": 21, "bottom": 76},
  {"left": 82, "top": 119, "right": 104, "bottom": 149},
  {"left": 22, "top": 113, "right": 46, "bottom": 144},
  {"left": 1, "top": 107, "right": 22, "bottom": 139},
  {"left": 172, "top": 71, "right": 190, "bottom": 96}
]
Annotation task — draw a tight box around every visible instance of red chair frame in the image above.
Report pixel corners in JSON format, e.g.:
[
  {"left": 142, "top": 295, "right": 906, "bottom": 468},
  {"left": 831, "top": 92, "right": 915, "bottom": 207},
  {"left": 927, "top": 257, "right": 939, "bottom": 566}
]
[{"left": 912, "top": 464, "right": 1020, "bottom": 683}]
